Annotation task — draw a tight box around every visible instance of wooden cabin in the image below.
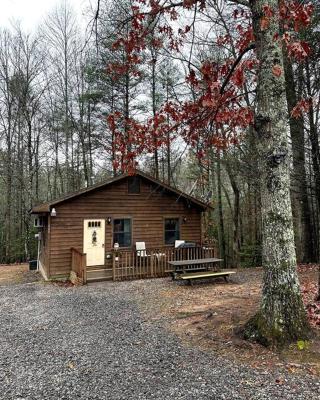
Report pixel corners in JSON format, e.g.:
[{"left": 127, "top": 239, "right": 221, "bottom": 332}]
[{"left": 31, "top": 171, "right": 213, "bottom": 283}]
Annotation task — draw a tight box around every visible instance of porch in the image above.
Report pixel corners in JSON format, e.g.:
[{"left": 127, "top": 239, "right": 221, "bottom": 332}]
[{"left": 70, "top": 245, "right": 217, "bottom": 284}]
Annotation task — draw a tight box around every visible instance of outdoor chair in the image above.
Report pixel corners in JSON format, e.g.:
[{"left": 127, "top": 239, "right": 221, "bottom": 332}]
[
  {"left": 136, "top": 242, "right": 149, "bottom": 257},
  {"left": 136, "top": 242, "right": 165, "bottom": 260}
]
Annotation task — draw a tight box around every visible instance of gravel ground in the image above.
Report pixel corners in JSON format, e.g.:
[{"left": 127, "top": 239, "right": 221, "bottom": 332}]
[{"left": 0, "top": 279, "right": 319, "bottom": 400}]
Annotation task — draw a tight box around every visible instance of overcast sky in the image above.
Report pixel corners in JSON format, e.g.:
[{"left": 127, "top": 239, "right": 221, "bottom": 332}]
[{"left": 0, "top": 0, "right": 92, "bottom": 31}]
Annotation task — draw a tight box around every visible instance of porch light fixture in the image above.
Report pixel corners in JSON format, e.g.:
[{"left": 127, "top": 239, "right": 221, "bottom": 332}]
[
  {"left": 114, "top": 242, "right": 119, "bottom": 251},
  {"left": 182, "top": 216, "right": 187, "bottom": 223},
  {"left": 50, "top": 208, "right": 57, "bottom": 217},
  {"left": 107, "top": 217, "right": 112, "bottom": 224}
]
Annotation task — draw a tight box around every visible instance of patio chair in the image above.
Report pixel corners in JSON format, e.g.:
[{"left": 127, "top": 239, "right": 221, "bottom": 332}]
[
  {"left": 136, "top": 242, "right": 149, "bottom": 257},
  {"left": 175, "top": 240, "right": 185, "bottom": 248},
  {"left": 136, "top": 242, "right": 166, "bottom": 260},
  {"left": 174, "top": 240, "right": 187, "bottom": 263}
]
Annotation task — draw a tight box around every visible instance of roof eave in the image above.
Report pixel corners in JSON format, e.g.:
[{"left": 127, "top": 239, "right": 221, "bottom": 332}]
[
  {"left": 31, "top": 207, "right": 50, "bottom": 214},
  {"left": 30, "top": 170, "right": 211, "bottom": 212}
]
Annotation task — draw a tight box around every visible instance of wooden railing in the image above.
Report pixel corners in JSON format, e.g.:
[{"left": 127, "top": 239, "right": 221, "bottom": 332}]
[
  {"left": 111, "top": 245, "right": 216, "bottom": 281},
  {"left": 71, "top": 247, "right": 87, "bottom": 284}
]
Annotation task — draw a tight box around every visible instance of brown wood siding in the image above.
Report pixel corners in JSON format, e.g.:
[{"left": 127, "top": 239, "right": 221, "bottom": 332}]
[{"left": 49, "top": 177, "right": 202, "bottom": 277}]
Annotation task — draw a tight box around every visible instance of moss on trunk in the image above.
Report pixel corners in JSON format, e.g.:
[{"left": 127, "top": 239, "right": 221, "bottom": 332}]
[{"left": 244, "top": 309, "right": 311, "bottom": 348}]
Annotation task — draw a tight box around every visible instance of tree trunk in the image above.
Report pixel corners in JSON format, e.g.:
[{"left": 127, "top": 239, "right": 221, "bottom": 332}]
[
  {"left": 305, "top": 61, "right": 320, "bottom": 240},
  {"left": 223, "top": 157, "right": 241, "bottom": 267},
  {"left": 215, "top": 151, "right": 226, "bottom": 268},
  {"left": 283, "top": 56, "right": 314, "bottom": 262},
  {"left": 166, "top": 73, "right": 171, "bottom": 185},
  {"left": 225, "top": 162, "right": 241, "bottom": 268},
  {"left": 87, "top": 102, "right": 93, "bottom": 183},
  {"left": 151, "top": 54, "right": 159, "bottom": 179},
  {"left": 5, "top": 138, "right": 12, "bottom": 262},
  {"left": 245, "top": 0, "right": 310, "bottom": 346},
  {"left": 305, "top": 61, "right": 320, "bottom": 299}
]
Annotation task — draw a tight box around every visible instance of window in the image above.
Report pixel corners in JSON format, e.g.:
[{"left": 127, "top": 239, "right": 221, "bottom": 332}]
[
  {"left": 34, "top": 216, "right": 45, "bottom": 228},
  {"left": 113, "top": 219, "right": 132, "bottom": 247},
  {"left": 128, "top": 176, "right": 140, "bottom": 194},
  {"left": 164, "top": 218, "right": 180, "bottom": 245},
  {"left": 88, "top": 221, "right": 101, "bottom": 228}
]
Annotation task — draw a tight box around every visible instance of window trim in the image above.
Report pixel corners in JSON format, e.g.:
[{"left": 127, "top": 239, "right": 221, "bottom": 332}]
[
  {"left": 112, "top": 217, "right": 133, "bottom": 248},
  {"left": 163, "top": 216, "right": 181, "bottom": 246}
]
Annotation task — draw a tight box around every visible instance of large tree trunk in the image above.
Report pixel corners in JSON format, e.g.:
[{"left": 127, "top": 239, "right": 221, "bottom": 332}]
[{"left": 245, "top": 0, "right": 310, "bottom": 346}]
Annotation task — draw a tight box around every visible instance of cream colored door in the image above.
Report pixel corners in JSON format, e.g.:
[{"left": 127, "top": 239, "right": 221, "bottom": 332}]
[{"left": 83, "top": 219, "right": 105, "bottom": 266}]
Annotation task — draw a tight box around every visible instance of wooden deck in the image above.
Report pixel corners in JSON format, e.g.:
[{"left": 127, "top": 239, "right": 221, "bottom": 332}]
[{"left": 71, "top": 246, "right": 217, "bottom": 283}]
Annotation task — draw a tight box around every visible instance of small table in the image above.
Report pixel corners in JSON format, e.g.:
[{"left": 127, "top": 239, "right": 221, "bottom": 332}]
[{"left": 168, "top": 258, "right": 223, "bottom": 280}]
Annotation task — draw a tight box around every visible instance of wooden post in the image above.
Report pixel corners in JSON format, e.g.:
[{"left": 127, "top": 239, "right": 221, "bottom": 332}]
[
  {"left": 82, "top": 254, "right": 87, "bottom": 285},
  {"left": 71, "top": 249, "right": 74, "bottom": 272},
  {"left": 112, "top": 251, "right": 116, "bottom": 281}
]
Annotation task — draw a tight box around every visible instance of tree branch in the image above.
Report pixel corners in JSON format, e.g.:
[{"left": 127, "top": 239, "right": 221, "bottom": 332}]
[
  {"left": 220, "top": 43, "right": 256, "bottom": 95},
  {"left": 227, "top": 0, "right": 250, "bottom": 7}
]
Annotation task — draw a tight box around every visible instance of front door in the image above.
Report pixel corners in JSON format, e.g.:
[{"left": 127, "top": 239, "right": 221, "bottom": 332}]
[{"left": 83, "top": 219, "right": 105, "bottom": 266}]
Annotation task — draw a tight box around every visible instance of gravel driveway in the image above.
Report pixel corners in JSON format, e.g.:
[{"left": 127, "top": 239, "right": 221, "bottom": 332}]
[{"left": 0, "top": 280, "right": 319, "bottom": 400}]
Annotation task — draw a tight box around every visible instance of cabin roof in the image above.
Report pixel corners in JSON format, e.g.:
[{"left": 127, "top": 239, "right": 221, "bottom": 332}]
[{"left": 31, "top": 170, "right": 211, "bottom": 213}]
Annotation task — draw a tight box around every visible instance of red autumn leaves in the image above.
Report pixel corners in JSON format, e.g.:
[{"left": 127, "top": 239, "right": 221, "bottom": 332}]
[
  {"left": 261, "top": 1, "right": 313, "bottom": 61},
  {"left": 291, "top": 98, "right": 312, "bottom": 118},
  {"left": 260, "top": 4, "right": 274, "bottom": 31},
  {"left": 272, "top": 65, "right": 282, "bottom": 77},
  {"left": 106, "top": 0, "right": 314, "bottom": 172}
]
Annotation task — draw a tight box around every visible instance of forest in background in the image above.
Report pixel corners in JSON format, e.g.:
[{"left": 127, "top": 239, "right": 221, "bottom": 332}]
[{"left": 0, "top": 0, "right": 319, "bottom": 269}]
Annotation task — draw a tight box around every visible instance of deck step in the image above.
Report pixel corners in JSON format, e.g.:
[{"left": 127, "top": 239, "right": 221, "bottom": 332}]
[
  {"left": 87, "top": 277, "right": 112, "bottom": 283},
  {"left": 86, "top": 268, "right": 112, "bottom": 281},
  {"left": 86, "top": 265, "right": 111, "bottom": 271}
]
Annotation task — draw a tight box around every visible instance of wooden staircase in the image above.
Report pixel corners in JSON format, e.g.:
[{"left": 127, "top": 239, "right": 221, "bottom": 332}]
[{"left": 86, "top": 267, "right": 113, "bottom": 282}]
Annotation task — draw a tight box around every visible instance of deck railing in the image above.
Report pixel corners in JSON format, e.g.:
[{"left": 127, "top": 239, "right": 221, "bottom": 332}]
[
  {"left": 112, "top": 245, "right": 216, "bottom": 281},
  {"left": 71, "top": 247, "right": 87, "bottom": 284}
]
